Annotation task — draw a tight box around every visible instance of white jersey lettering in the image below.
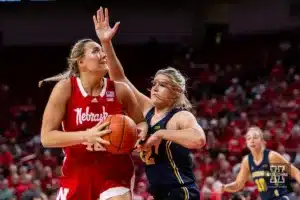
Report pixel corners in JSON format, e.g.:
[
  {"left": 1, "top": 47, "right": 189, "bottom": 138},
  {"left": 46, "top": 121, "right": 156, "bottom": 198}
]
[{"left": 74, "top": 106, "right": 108, "bottom": 125}]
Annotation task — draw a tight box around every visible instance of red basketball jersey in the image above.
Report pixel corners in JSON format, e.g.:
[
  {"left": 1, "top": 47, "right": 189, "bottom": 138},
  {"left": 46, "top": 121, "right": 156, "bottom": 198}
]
[{"left": 61, "top": 77, "right": 124, "bottom": 163}]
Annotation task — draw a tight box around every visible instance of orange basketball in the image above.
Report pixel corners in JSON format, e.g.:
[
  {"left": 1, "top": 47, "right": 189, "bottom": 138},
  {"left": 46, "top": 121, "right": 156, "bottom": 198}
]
[{"left": 102, "top": 114, "right": 138, "bottom": 154}]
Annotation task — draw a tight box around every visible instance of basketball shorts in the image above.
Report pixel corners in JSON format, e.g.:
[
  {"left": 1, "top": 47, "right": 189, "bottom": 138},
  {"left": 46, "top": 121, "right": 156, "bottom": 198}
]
[
  {"left": 56, "top": 154, "right": 134, "bottom": 200},
  {"left": 150, "top": 183, "right": 200, "bottom": 200}
]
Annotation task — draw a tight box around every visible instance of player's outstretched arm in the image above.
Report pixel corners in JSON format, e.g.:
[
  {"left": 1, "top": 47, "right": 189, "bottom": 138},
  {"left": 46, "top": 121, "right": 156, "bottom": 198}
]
[
  {"left": 222, "top": 156, "right": 250, "bottom": 193},
  {"left": 93, "top": 7, "right": 152, "bottom": 115},
  {"left": 115, "top": 81, "right": 145, "bottom": 124},
  {"left": 270, "top": 151, "right": 300, "bottom": 184},
  {"left": 145, "top": 111, "right": 206, "bottom": 149},
  {"left": 115, "top": 81, "right": 148, "bottom": 142},
  {"left": 41, "top": 79, "right": 110, "bottom": 148}
]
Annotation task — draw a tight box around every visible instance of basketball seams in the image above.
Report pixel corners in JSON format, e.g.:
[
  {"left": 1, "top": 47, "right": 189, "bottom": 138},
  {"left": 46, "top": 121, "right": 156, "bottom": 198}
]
[
  {"left": 106, "top": 115, "right": 119, "bottom": 150},
  {"left": 117, "top": 115, "right": 126, "bottom": 152},
  {"left": 107, "top": 116, "right": 113, "bottom": 147},
  {"left": 102, "top": 114, "right": 137, "bottom": 154}
]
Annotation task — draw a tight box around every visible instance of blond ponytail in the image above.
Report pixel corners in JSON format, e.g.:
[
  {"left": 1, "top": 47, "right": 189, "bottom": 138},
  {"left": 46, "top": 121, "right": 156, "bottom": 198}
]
[
  {"left": 175, "top": 93, "right": 192, "bottom": 111},
  {"left": 38, "top": 70, "right": 72, "bottom": 88}
]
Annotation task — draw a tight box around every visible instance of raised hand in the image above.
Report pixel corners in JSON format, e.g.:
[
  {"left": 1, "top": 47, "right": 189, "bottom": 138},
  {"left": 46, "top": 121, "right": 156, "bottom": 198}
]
[{"left": 93, "top": 7, "right": 120, "bottom": 43}]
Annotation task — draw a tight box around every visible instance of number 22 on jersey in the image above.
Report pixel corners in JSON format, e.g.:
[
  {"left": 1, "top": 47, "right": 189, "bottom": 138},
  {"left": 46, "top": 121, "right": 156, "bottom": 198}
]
[{"left": 140, "top": 148, "right": 155, "bottom": 165}]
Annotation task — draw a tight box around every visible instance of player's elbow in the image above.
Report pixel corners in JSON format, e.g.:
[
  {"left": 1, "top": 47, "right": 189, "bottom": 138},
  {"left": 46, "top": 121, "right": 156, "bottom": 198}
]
[
  {"left": 192, "top": 137, "right": 206, "bottom": 149},
  {"left": 41, "top": 134, "right": 50, "bottom": 148},
  {"left": 40, "top": 130, "right": 53, "bottom": 148},
  {"left": 235, "top": 181, "right": 245, "bottom": 191},
  {"left": 192, "top": 130, "right": 206, "bottom": 149},
  {"left": 188, "top": 131, "right": 206, "bottom": 149}
]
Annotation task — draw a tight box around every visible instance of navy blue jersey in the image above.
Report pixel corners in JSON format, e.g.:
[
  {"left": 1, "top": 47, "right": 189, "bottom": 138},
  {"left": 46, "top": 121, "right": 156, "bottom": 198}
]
[
  {"left": 248, "top": 149, "right": 293, "bottom": 200},
  {"left": 140, "top": 107, "right": 196, "bottom": 191}
]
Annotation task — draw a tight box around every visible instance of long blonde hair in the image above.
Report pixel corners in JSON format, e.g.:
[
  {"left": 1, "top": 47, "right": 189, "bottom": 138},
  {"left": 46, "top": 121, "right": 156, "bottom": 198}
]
[
  {"left": 38, "top": 39, "right": 93, "bottom": 87},
  {"left": 154, "top": 67, "right": 192, "bottom": 111}
]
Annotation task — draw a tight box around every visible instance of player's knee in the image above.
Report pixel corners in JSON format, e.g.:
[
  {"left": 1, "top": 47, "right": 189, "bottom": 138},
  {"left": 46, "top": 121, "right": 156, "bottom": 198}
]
[{"left": 100, "top": 187, "right": 131, "bottom": 200}]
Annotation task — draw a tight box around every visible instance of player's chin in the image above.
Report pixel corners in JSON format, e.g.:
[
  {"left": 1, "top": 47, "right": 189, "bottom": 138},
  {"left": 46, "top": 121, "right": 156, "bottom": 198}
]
[
  {"left": 99, "top": 63, "right": 108, "bottom": 69},
  {"left": 248, "top": 145, "right": 256, "bottom": 150},
  {"left": 151, "top": 96, "right": 161, "bottom": 105},
  {"left": 96, "top": 65, "right": 108, "bottom": 74}
]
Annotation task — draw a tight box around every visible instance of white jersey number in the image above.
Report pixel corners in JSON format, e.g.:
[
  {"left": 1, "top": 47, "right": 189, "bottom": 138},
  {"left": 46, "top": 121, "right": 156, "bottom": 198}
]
[{"left": 83, "top": 142, "right": 106, "bottom": 151}]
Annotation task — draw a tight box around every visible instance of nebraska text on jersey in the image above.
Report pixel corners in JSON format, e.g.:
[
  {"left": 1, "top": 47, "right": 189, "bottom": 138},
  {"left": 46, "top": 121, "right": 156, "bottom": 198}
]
[{"left": 74, "top": 106, "right": 108, "bottom": 125}]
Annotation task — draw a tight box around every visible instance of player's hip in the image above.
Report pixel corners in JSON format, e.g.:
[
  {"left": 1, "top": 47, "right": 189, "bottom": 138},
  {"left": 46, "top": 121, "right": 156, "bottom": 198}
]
[
  {"left": 149, "top": 182, "right": 199, "bottom": 200},
  {"left": 61, "top": 153, "right": 134, "bottom": 177}
]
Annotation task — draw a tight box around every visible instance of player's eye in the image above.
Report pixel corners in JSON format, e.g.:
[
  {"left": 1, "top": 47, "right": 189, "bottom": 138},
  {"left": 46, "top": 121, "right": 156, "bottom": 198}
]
[
  {"left": 159, "top": 83, "right": 167, "bottom": 87},
  {"left": 92, "top": 48, "right": 100, "bottom": 53},
  {"left": 151, "top": 80, "right": 157, "bottom": 87}
]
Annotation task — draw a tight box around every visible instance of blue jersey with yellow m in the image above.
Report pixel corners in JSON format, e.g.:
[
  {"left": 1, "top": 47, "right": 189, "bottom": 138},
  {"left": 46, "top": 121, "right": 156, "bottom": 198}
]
[
  {"left": 140, "top": 107, "right": 196, "bottom": 190},
  {"left": 248, "top": 149, "right": 293, "bottom": 200}
]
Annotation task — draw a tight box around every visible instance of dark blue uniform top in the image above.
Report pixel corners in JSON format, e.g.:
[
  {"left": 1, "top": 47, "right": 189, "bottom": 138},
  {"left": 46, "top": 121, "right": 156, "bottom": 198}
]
[
  {"left": 248, "top": 149, "right": 293, "bottom": 200},
  {"left": 140, "top": 107, "right": 196, "bottom": 191}
]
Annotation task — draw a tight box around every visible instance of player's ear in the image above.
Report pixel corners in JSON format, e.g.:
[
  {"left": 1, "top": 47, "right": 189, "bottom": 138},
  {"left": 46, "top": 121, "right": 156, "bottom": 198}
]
[{"left": 77, "top": 57, "right": 84, "bottom": 66}]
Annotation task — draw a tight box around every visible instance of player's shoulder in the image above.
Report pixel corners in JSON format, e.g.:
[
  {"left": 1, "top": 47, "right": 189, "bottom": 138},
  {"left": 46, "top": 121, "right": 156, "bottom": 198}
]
[
  {"left": 173, "top": 110, "right": 194, "bottom": 119},
  {"left": 241, "top": 155, "right": 250, "bottom": 169},
  {"left": 242, "top": 155, "right": 249, "bottom": 162},
  {"left": 52, "top": 78, "right": 71, "bottom": 98},
  {"left": 55, "top": 78, "right": 71, "bottom": 89},
  {"left": 113, "top": 81, "right": 132, "bottom": 97},
  {"left": 268, "top": 150, "right": 283, "bottom": 162},
  {"left": 111, "top": 80, "right": 131, "bottom": 103}
]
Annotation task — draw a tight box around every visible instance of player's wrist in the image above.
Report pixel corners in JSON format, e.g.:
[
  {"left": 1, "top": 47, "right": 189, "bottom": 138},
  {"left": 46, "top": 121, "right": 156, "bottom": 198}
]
[
  {"left": 155, "top": 130, "right": 164, "bottom": 139},
  {"left": 100, "top": 40, "right": 112, "bottom": 47},
  {"left": 222, "top": 184, "right": 226, "bottom": 192},
  {"left": 81, "top": 131, "right": 89, "bottom": 143}
]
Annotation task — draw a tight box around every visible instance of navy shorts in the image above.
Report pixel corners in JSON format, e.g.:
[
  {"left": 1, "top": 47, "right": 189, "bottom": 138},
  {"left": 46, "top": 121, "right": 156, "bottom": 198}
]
[{"left": 150, "top": 183, "right": 200, "bottom": 200}]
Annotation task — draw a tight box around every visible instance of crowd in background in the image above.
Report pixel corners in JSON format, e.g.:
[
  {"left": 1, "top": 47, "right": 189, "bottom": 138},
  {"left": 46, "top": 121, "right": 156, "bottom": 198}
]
[{"left": 0, "top": 33, "right": 300, "bottom": 200}]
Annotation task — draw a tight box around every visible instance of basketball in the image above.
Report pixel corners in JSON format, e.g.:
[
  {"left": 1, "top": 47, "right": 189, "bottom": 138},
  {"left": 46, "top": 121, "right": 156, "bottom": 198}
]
[{"left": 102, "top": 114, "right": 138, "bottom": 154}]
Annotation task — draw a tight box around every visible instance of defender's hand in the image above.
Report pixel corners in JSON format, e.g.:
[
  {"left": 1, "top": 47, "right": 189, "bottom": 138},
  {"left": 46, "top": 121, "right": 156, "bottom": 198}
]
[{"left": 93, "top": 7, "right": 120, "bottom": 43}]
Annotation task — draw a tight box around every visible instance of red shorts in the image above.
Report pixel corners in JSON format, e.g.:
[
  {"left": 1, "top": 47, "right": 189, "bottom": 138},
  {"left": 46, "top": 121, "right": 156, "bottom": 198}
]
[{"left": 56, "top": 153, "right": 135, "bottom": 200}]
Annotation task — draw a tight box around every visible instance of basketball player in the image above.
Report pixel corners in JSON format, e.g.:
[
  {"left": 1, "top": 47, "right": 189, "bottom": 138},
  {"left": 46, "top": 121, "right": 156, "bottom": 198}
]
[
  {"left": 40, "top": 38, "right": 147, "bottom": 200},
  {"left": 221, "top": 127, "right": 300, "bottom": 200},
  {"left": 93, "top": 7, "right": 206, "bottom": 200}
]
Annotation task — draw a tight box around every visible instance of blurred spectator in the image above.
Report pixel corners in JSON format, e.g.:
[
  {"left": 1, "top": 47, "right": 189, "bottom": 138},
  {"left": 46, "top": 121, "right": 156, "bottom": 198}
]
[
  {"left": 1, "top": 31, "right": 300, "bottom": 200},
  {"left": 0, "top": 179, "right": 15, "bottom": 200},
  {"left": 277, "top": 144, "right": 291, "bottom": 162},
  {"left": 0, "top": 145, "right": 14, "bottom": 168},
  {"left": 40, "top": 150, "right": 57, "bottom": 169}
]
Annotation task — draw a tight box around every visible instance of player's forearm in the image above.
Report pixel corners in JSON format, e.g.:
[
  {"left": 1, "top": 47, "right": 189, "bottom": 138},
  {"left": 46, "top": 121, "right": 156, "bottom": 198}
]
[
  {"left": 223, "top": 182, "right": 243, "bottom": 193},
  {"left": 41, "top": 130, "right": 86, "bottom": 148},
  {"left": 101, "top": 41, "right": 126, "bottom": 81},
  {"left": 156, "top": 128, "right": 205, "bottom": 149}
]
